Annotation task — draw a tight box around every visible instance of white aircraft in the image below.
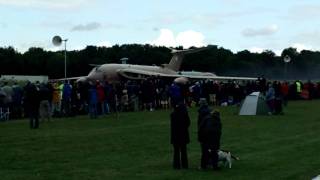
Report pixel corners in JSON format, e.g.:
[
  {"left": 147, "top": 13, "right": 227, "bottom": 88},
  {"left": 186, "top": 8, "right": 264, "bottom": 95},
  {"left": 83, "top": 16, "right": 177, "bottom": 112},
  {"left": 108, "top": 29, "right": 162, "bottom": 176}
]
[{"left": 58, "top": 46, "right": 257, "bottom": 83}]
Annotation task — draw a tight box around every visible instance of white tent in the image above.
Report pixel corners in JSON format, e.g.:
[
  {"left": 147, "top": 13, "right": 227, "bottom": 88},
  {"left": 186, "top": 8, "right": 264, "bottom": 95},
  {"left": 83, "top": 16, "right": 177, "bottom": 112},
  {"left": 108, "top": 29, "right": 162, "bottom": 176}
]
[{"left": 239, "top": 92, "right": 269, "bottom": 115}]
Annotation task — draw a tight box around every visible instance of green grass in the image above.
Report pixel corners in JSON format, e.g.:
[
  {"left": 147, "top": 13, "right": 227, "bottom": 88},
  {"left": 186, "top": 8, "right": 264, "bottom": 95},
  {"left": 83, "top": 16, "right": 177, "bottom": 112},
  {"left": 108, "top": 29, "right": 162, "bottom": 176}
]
[{"left": 1, "top": 100, "right": 320, "bottom": 180}]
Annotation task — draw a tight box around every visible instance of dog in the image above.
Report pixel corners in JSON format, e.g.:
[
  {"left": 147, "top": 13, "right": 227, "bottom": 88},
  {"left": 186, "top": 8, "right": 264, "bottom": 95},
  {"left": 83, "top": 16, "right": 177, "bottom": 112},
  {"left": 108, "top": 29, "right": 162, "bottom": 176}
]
[{"left": 217, "top": 149, "right": 240, "bottom": 168}]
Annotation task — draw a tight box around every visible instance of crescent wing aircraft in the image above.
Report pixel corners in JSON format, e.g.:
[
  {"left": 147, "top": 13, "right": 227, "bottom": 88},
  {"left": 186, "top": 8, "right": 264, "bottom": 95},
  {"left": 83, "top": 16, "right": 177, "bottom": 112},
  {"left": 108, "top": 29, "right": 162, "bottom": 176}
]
[
  {"left": 53, "top": 46, "right": 257, "bottom": 83},
  {"left": 177, "top": 71, "right": 257, "bottom": 81}
]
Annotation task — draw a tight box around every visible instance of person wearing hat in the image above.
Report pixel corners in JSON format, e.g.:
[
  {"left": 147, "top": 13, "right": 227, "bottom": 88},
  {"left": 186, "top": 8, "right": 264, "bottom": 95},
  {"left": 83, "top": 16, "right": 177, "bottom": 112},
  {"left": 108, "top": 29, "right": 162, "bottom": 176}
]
[
  {"left": 197, "top": 98, "right": 222, "bottom": 170},
  {"left": 170, "top": 102, "right": 190, "bottom": 169}
]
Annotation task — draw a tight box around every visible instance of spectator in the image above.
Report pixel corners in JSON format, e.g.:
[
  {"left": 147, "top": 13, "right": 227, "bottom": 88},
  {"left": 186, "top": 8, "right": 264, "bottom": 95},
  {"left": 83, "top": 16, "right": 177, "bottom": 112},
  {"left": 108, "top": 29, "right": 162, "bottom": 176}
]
[
  {"left": 24, "top": 81, "right": 40, "bottom": 129},
  {"left": 52, "top": 82, "right": 62, "bottom": 117},
  {"left": 120, "top": 89, "right": 129, "bottom": 111},
  {"left": 96, "top": 81, "right": 106, "bottom": 114},
  {"left": 160, "top": 85, "right": 169, "bottom": 109},
  {"left": 62, "top": 81, "right": 72, "bottom": 116},
  {"left": 12, "top": 82, "right": 23, "bottom": 119},
  {"left": 281, "top": 81, "right": 289, "bottom": 106},
  {"left": 192, "top": 82, "right": 201, "bottom": 106},
  {"left": 39, "top": 83, "right": 51, "bottom": 122},
  {"left": 2, "top": 81, "right": 13, "bottom": 114},
  {"left": 141, "top": 78, "right": 156, "bottom": 111},
  {"left": 266, "top": 83, "right": 275, "bottom": 115},
  {"left": 169, "top": 82, "right": 182, "bottom": 107},
  {"left": 198, "top": 98, "right": 222, "bottom": 170},
  {"left": 273, "top": 81, "right": 283, "bottom": 115},
  {"left": 88, "top": 84, "right": 98, "bottom": 119},
  {"left": 170, "top": 102, "right": 190, "bottom": 169}
]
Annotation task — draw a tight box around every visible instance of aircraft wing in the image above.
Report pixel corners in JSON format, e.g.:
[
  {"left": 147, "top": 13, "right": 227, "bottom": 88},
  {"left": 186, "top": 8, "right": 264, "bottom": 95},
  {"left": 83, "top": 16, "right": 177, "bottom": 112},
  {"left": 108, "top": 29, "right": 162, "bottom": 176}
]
[
  {"left": 117, "top": 69, "right": 181, "bottom": 79},
  {"left": 183, "top": 75, "right": 258, "bottom": 81},
  {"left": 50, "top": 76, "right": 87, "bottom": 82},
  {"left": 117, "top": 68, "right": 257, "bottom": 81}
]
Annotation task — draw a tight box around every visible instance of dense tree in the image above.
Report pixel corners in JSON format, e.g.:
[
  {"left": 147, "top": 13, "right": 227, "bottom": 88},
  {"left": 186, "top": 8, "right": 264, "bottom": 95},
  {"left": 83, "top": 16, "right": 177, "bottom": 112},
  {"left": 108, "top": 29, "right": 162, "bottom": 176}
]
[{"left": 0, "top": 44, "right": 320, "bottom": 80}]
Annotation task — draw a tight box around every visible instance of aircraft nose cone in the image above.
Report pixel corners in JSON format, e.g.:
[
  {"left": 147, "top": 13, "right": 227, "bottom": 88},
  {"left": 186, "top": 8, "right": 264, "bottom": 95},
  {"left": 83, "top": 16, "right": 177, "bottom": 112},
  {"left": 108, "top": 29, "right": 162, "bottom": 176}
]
[
  {"left": 174, "top": 77, "right": 189, "bottom": 84},
  {"left": 88, "top": 71, "right": 103, "bottom": 82}
]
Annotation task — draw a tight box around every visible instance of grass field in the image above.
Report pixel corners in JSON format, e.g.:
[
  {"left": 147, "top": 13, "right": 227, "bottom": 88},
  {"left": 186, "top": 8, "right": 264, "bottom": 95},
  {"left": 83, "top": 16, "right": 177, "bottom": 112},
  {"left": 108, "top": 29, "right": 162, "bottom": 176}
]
[{"left": 1, "top": 100, "right": 320, "bottom": 180}]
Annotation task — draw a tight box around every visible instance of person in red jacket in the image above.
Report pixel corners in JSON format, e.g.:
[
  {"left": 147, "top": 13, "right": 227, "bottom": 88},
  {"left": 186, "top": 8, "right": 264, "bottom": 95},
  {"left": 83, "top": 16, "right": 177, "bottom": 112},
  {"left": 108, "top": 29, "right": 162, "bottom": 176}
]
[
  {"left": 281, "top": 81, "right": 289, "bottom": 106},
  {"left": 96, "top": 81, "right": 106, "bottom": 115}
]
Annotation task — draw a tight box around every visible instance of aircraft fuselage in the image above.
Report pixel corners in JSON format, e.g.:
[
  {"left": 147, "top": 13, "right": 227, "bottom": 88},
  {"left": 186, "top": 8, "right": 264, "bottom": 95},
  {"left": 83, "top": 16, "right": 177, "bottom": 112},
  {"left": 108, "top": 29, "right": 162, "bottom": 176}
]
[{"left": 86, "top": 63, "right": 177, "bottom": 83}]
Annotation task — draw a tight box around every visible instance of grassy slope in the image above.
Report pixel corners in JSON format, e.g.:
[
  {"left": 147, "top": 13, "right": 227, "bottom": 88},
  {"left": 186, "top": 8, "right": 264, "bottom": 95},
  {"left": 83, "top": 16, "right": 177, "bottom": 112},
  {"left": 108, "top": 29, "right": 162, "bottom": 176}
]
[{"left": 0, "top": 100, "right": 320, "bottom": 180}]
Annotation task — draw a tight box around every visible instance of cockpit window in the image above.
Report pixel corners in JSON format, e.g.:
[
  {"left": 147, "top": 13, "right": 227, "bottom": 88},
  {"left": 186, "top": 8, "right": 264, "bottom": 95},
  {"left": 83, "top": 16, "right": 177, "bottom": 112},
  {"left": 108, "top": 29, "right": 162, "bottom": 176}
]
[{"left": 94, "top": 66, "right": 102, "bottom": 72}]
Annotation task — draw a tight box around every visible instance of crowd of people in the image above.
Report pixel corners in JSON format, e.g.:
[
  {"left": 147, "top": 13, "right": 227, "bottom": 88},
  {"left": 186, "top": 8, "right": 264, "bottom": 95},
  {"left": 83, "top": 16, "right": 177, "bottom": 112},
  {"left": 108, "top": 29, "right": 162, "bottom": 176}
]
[
  {"left": 1, "top": 76, "right": 320, "bottom": 170},
  {"left": 1, "top": 76, "right": 320, "bottom": 124}
]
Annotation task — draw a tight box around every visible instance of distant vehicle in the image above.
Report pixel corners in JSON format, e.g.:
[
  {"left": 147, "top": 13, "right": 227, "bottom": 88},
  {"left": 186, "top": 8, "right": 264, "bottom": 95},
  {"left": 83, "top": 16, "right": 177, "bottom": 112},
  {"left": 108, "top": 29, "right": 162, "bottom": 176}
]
[{"left": 55, "top": 46, "right": 257, "bottom": 83}]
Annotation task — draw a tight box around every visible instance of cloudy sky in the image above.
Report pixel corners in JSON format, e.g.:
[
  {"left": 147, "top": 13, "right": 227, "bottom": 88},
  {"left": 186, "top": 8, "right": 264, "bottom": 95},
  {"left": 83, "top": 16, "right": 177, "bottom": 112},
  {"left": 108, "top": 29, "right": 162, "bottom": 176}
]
[{"left": 1, "top": 0, "right": 320, "bottom": 55}]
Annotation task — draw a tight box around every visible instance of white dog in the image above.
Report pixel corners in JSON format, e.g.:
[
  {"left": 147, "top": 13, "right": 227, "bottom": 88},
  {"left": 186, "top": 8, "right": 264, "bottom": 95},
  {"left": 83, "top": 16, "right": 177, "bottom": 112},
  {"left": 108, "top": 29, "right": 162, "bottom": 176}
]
[{"left": 217, "top": 150, "right": 240, "bottom": 168}]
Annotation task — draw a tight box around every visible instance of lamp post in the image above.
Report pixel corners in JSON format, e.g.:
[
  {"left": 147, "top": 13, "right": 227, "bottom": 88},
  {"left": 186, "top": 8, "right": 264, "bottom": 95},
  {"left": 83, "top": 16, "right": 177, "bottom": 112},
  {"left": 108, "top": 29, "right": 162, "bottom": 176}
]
[
  {"left": 63, "top": 39, "right": 68, "bottom": 79},
  {"left": 52, "top": 36, "right": 68, "bottom": 79},
  {"left": 283, "top": 55, "right": 291, "bottom": 80}
]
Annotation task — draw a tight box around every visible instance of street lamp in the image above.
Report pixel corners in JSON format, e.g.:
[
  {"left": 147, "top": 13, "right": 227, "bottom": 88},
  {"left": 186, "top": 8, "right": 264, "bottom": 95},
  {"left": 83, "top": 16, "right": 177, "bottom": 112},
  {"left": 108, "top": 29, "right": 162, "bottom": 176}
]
[
  {"left": 52, "top": 36, "right": 68, "bottom": 79},
  {"left": 283, "top": 55, "right": 291, "bottom": 80}
]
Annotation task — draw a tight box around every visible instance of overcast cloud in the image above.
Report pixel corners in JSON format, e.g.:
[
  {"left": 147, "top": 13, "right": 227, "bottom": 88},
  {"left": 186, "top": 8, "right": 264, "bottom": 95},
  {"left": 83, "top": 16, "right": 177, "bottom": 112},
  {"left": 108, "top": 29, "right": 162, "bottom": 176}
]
[
  {"left": 2, "top": 0, "right": 320, "bottom": 54},
  {"left": 0, "top": 22, "right": 7, "bottom": 28},
  {"left": 149, "top": 29, "right": 206, "bottom": 48},
  {"left": 0, "top": 0, "right": 92, "bottom": 9},
  {"left": 71, "top": 22, "right": 102, "bottom": 32},
  {"left": 242, "top": 24, "right": 279, "bottom": 37},
  {"left": 287, "top": 4, "right": 320, "bottom": 20}
]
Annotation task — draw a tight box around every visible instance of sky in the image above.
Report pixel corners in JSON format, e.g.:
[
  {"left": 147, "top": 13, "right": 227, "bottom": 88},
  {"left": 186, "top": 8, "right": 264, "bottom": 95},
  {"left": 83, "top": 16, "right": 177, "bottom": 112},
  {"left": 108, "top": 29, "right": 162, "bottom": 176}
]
[{"left": 1, "top": 0, "right": 320, "bottom": 55}]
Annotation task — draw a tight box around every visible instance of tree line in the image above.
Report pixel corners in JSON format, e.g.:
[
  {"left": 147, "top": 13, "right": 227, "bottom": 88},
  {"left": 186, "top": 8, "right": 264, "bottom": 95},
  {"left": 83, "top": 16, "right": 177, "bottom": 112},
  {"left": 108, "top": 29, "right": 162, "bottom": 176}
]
[{"left": 0, "top": 44, "right": 320, "bottom": 80}]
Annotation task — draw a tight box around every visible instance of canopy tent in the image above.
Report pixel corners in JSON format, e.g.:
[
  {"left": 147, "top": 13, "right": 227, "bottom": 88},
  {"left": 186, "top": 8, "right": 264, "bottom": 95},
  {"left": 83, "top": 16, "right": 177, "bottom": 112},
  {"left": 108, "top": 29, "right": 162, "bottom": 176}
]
[{"left": 239, "top": 92, "right": 269, "bottom": 115}]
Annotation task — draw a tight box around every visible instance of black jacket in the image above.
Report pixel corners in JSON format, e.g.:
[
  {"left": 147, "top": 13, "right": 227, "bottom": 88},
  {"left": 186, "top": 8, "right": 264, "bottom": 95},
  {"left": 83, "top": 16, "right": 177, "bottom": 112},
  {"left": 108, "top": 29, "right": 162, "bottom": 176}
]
[
  {"left": 23, "top": 82, "right": 40, "bottom": 109},
  {"left": 198, "top": 105, "right": 222, "bottom": 147},
  {"left": 170, "top": 104, "right": 190, "bottom": 145}
]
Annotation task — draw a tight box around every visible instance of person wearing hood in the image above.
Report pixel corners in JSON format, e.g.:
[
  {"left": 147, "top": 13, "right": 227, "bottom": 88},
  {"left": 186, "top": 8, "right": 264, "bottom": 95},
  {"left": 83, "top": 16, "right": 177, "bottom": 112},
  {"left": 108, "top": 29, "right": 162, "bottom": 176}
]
[{"left": 198, "top": 98, "right": 222, "bottom": 170}]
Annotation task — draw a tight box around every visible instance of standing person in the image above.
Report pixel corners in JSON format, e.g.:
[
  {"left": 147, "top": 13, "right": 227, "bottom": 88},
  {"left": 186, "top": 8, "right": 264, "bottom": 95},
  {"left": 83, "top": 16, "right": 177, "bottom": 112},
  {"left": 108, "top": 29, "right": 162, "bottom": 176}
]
[
  {"left": 141, "top": 78, "right": 156, "bottom": 111},
  {"left": 62, "top": 81, "right": 72, "bottom": 116},
  {"left": 24, "top": 81, "right": 40, "bottom": 129},
  {"left": 88, "top": 83, "right": 98, "bottom": 119},
  {"left": 281, "top": 81, "right": 289, "bottom": 106},
  {"left": 78, "top": 81, "right": 89, "bottom": 114},
  {"left": 273, "top": 81, "right": 283, "bottom": 115},
  {"left": 170, "top": 102, "right": 190, "bottom": 169},
  {"left": 160, "top": 85, "right": 169, "bottom": 109},
  {"left": 192, "top": 82, "right": 201, "bottom": 106},
  {"left": 96, "top": 81, "right": 106, "bottom": 115},
  {"left": 51, "top": 82, "right": 62, "bottom": 117},
  {"left": 169, "top": 82, "right": 182, "bottom": 107},
  {"left": 2, "top": 81, "right": 13, "bottom": 118},
  {"left": 198, "top": 98, "right": 222, "bottom": 170},
  {"left": 12, "top": 82, "right": 23, "bottom": 119},
  {"left": 266, "top": 83, "right": 275, "bottom": 115},
  {"left": 39, "top": 83, "right": 51, "bottom": 122}
]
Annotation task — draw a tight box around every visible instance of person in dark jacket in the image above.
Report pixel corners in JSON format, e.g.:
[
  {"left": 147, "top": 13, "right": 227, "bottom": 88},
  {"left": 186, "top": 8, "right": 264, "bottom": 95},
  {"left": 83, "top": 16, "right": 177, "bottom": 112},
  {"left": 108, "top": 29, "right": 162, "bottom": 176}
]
[
  {"left": 170, "top": 102, "right": 190, "bottom": 169},
  {"left": 24, "top": 81, "right": 40, "bottom": 129},
  {"left": 198, "top": 98, "right": 222, "bottom": 170}
]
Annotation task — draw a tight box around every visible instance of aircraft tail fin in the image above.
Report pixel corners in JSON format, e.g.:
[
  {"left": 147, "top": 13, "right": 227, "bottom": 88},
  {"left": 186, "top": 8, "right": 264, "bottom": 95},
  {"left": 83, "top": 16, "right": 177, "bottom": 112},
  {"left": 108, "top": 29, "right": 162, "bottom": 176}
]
[{"left": 167, "top": 46, "right": 211, "bottom": 71}]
